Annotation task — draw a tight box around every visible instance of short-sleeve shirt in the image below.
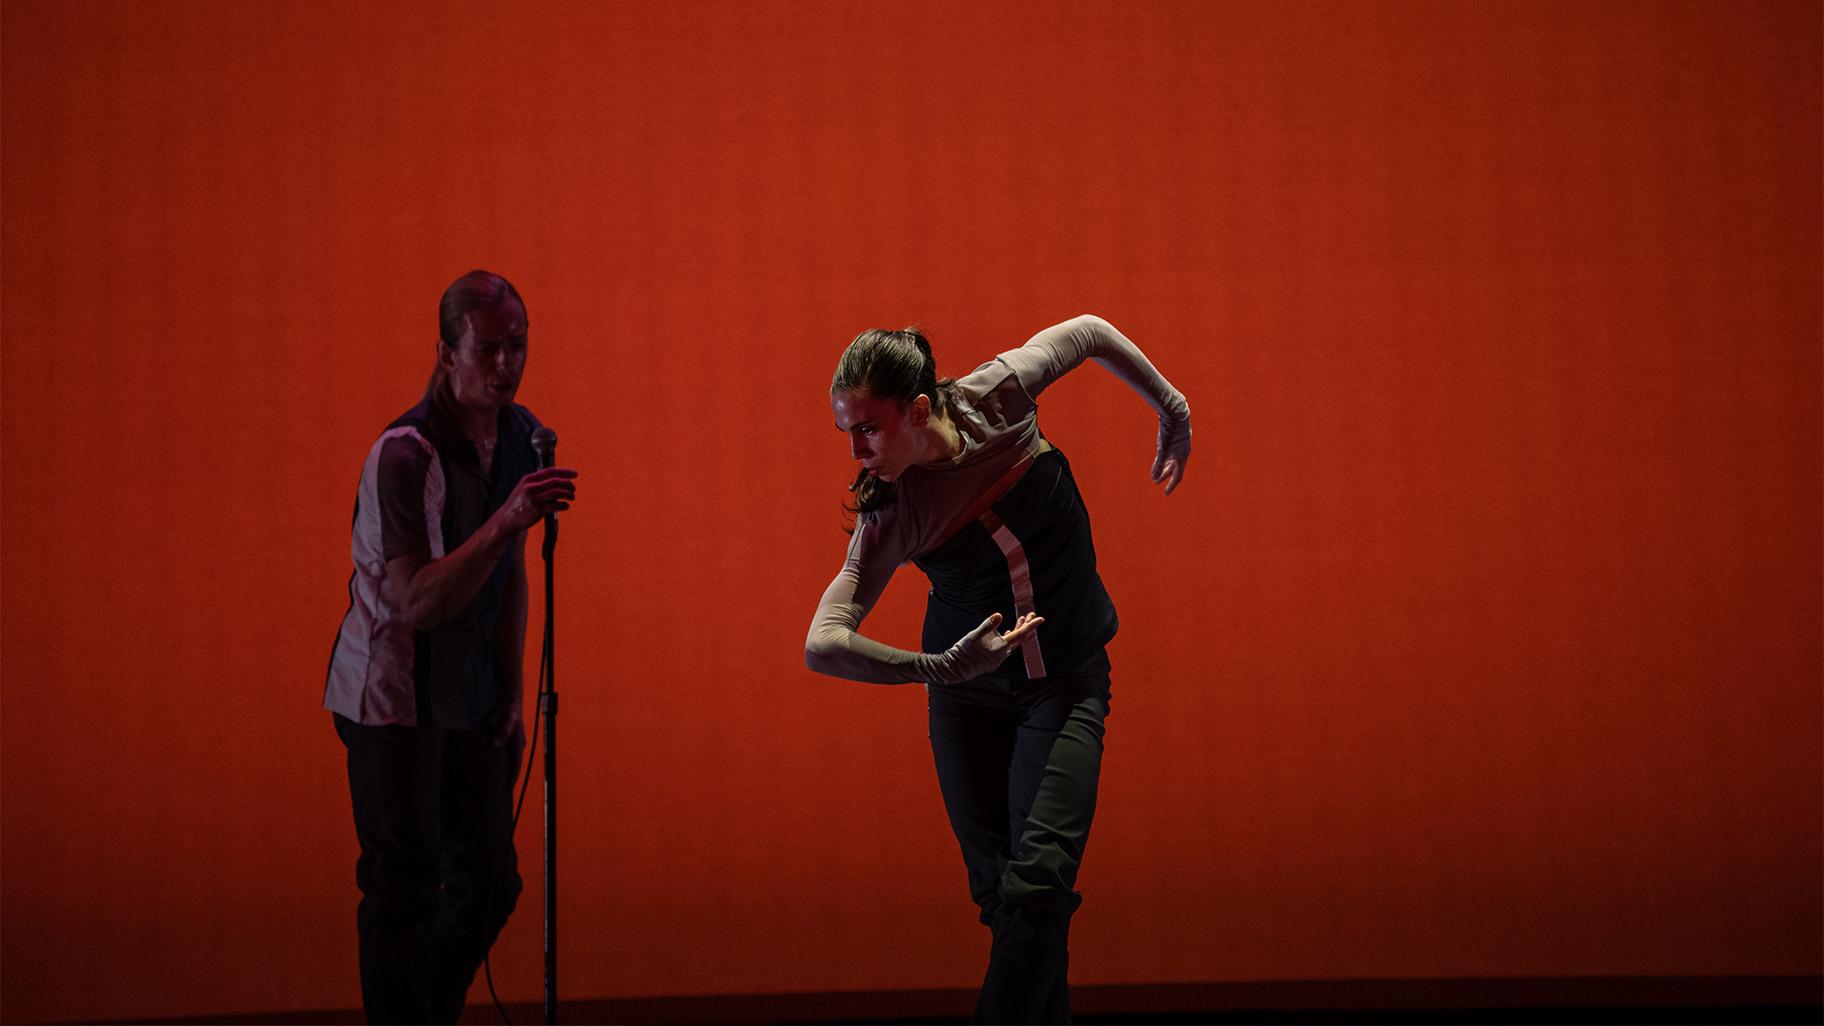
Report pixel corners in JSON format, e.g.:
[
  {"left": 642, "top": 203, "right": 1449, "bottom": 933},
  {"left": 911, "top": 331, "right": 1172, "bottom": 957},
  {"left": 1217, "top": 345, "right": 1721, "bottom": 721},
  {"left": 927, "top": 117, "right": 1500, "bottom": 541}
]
[{"left": 323, "top": 388, "right": 541, "bottom": 727}]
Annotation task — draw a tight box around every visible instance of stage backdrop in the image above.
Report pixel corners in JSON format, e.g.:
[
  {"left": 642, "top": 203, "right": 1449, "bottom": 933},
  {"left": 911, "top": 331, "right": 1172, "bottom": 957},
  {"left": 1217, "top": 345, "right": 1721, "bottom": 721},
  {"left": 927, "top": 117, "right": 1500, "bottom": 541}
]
[{"left": 3, "top": 1, "right": 1818, "bottom": 1022}]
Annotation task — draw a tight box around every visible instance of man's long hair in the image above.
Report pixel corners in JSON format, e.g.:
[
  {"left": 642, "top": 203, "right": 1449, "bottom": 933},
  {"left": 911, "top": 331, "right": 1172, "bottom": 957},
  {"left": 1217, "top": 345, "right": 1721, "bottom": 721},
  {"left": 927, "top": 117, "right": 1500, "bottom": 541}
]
[{"left": 425, "top": 270, "right": 526, "bottom": 399}]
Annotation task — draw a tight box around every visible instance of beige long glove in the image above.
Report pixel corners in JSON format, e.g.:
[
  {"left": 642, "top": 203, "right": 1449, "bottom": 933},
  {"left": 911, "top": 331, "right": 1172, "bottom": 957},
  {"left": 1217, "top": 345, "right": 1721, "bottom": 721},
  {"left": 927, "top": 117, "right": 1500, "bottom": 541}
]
[{"left": 919, "top": 612, "right": 1045, "bottom": 684}]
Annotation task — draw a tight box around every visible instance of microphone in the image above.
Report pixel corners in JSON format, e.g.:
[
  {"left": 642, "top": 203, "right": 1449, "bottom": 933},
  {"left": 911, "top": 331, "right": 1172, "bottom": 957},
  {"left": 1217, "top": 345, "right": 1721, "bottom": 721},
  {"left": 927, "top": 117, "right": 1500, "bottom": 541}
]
[
  {"left": 531, "top": 427, "right": 557, "bottom": 470},
  {"left": 530, "top": 427, "right": 559, "bottom": 552}
]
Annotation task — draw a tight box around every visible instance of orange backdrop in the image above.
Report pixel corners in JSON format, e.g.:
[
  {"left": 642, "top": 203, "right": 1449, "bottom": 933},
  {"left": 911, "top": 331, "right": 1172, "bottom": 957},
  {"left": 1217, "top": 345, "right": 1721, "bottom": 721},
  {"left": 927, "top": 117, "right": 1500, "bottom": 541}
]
[{"left": 3, "top": 1, "right": 1819, "bottom": 1022}]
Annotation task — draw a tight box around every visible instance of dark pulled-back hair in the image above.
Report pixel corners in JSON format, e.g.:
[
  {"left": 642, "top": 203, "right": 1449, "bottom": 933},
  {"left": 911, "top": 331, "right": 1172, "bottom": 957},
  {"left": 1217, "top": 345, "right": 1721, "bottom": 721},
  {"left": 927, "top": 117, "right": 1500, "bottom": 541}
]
[
  {"left": 831, "top": 326, "right": 963, "bottom": 517},
  {"left": 426, "top": 269, "right": 527, "bottom": 398}
]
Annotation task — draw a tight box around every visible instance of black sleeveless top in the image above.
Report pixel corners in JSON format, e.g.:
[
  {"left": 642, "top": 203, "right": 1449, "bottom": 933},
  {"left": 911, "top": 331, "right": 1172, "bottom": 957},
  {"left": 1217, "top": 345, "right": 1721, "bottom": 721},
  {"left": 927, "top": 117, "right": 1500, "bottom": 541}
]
[{"left": 914, "top": 446, "right": 1118, "bottom": 683}]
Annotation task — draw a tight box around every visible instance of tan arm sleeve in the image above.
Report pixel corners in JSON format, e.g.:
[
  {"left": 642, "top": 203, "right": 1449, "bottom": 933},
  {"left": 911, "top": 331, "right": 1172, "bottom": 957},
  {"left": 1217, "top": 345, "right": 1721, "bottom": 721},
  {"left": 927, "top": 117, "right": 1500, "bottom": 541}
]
[
  {"left": 803, "top": 511, "right": 937, "bottom": 684},
  {"left": 998, "top": 314, "right": 1192, "bottom": 463}
]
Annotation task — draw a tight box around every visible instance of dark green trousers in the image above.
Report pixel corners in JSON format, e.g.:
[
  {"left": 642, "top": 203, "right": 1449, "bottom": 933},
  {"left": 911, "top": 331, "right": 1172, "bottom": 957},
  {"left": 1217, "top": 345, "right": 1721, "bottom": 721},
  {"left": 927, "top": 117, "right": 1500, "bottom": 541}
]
[{"left": 928, "top": 655, "right": 1112, "bottom": 1025}]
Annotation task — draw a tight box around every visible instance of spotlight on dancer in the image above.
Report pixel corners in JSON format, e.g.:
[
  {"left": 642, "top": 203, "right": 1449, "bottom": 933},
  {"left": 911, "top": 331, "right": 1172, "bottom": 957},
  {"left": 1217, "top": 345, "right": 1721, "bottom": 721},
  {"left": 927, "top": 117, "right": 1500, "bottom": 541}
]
[{"left": 805, "top": 315, "right": 1191, "bottom": 1024}]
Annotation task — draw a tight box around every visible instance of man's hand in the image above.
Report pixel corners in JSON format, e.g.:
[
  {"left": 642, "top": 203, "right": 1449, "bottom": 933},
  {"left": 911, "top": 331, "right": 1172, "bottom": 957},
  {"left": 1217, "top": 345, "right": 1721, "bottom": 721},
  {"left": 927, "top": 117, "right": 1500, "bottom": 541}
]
[
  {"left": 500, "top": 466, "right": 578, "bottom": 533},
  {"left": 488, "top": 699, "right": 525, "bottom": 751}
]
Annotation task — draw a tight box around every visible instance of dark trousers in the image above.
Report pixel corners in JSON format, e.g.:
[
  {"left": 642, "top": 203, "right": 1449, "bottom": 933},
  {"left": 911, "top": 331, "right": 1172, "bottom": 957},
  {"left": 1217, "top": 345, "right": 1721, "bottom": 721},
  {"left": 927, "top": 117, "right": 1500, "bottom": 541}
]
[
  {"left": 928, "top": 661, "right": 1112, "bottom": 1025},
  {"left": 335, "top": 714, "right": 523, "bottom": 1025}
]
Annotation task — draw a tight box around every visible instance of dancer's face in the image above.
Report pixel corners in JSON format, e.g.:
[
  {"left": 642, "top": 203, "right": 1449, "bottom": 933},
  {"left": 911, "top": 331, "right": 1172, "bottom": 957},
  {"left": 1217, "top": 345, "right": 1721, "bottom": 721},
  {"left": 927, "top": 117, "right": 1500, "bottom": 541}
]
[{"left": 832, "top": 388, "right": 929, "bottom": 483}]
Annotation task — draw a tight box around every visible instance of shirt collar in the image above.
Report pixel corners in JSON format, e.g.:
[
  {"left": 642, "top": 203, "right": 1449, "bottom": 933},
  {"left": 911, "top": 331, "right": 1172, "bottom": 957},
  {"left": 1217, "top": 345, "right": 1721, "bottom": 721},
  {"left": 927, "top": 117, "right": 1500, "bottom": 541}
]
[{"left": 427, "top": 383, "right": 509, "bottom": 469}]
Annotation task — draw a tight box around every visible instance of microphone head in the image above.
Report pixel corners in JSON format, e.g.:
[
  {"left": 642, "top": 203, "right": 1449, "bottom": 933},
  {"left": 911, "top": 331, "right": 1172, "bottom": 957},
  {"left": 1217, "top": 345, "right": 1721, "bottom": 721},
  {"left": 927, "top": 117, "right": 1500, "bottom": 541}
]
[{"left": 530, "top": 427, "right": 557, "bottom": 468}]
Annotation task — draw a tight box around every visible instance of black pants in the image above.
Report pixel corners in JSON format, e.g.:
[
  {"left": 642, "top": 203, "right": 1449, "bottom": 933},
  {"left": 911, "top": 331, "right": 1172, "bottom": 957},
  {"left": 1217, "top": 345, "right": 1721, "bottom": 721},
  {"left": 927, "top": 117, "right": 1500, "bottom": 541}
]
[
  {"left": 335, "top": 714, "right": 523, "bottom": 1025},
  {"left": 928, "top": 659, "right": 1112, "bottom": 1025}
]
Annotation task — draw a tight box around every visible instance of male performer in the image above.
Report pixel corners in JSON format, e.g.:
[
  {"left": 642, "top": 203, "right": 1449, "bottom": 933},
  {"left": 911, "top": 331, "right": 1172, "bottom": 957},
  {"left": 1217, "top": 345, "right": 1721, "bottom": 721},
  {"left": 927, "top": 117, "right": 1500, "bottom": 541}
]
[{"left": 323, "top": 270, "right": 577, "bottom": 1024}]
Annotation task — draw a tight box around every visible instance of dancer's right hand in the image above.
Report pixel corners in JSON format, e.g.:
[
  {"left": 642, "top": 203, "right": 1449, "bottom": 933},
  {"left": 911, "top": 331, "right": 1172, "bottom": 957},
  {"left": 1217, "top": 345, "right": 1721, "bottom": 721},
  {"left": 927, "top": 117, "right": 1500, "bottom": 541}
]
[{"left": 931, "top": 612, "right": 1045, "bottom": 684}]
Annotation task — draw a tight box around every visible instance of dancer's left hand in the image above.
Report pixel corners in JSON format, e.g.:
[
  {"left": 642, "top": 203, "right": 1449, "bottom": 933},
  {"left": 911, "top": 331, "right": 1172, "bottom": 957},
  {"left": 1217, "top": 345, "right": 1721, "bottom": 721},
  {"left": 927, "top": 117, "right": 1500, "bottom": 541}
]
[
  {"left": 1151, "top": 456, "right": 1185, "bottom": 495},
  {"left": 1153, "top": 410, "right": 1191, "bottom": 495}
]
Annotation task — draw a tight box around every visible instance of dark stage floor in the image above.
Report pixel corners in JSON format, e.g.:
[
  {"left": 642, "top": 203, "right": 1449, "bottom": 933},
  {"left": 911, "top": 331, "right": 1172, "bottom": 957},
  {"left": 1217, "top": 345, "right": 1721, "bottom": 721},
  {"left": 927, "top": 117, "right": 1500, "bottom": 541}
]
[{"left": 131, "top": 976, "right": 1822, "bottom": 1026}]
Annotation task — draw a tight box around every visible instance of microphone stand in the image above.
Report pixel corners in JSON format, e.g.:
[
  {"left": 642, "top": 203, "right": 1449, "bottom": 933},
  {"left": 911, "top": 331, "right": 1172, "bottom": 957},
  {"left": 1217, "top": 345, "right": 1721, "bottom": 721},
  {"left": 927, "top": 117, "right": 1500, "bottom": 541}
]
[{"left": 540, "top": 508, "right": 558, "bottom": 1025}]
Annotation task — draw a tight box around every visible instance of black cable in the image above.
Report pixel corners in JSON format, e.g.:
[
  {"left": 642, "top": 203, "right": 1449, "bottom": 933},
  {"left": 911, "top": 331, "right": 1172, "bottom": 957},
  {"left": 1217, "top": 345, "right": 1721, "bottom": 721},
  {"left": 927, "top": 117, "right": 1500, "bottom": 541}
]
[{"left": 483, "top": 590, "right": 551, "bottom": 1026}]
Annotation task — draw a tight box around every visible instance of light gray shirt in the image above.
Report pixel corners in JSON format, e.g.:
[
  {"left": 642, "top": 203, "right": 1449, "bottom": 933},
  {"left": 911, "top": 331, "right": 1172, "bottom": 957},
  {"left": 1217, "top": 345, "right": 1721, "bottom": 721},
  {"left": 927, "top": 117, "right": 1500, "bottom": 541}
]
[{"left": 804, "top": 315, "right": 1191, "bottom": 684}]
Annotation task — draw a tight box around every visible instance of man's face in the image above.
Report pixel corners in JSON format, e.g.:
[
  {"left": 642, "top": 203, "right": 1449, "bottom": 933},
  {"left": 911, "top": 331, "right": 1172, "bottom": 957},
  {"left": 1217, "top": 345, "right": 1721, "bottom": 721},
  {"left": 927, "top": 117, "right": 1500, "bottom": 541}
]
[
  {"left": 442, "top": 298, "right": 528, "bottom": 411},
  {"left": 832, "top": 389, "right": 927, "bottom": 482}
]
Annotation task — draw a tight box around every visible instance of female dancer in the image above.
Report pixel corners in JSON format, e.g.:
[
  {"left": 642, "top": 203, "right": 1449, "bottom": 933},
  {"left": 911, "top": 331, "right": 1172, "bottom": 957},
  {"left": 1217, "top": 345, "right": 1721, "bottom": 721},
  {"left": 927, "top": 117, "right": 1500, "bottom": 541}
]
[{"left": 805, "top": 315, "right": 1191, "bottom": 1023}]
